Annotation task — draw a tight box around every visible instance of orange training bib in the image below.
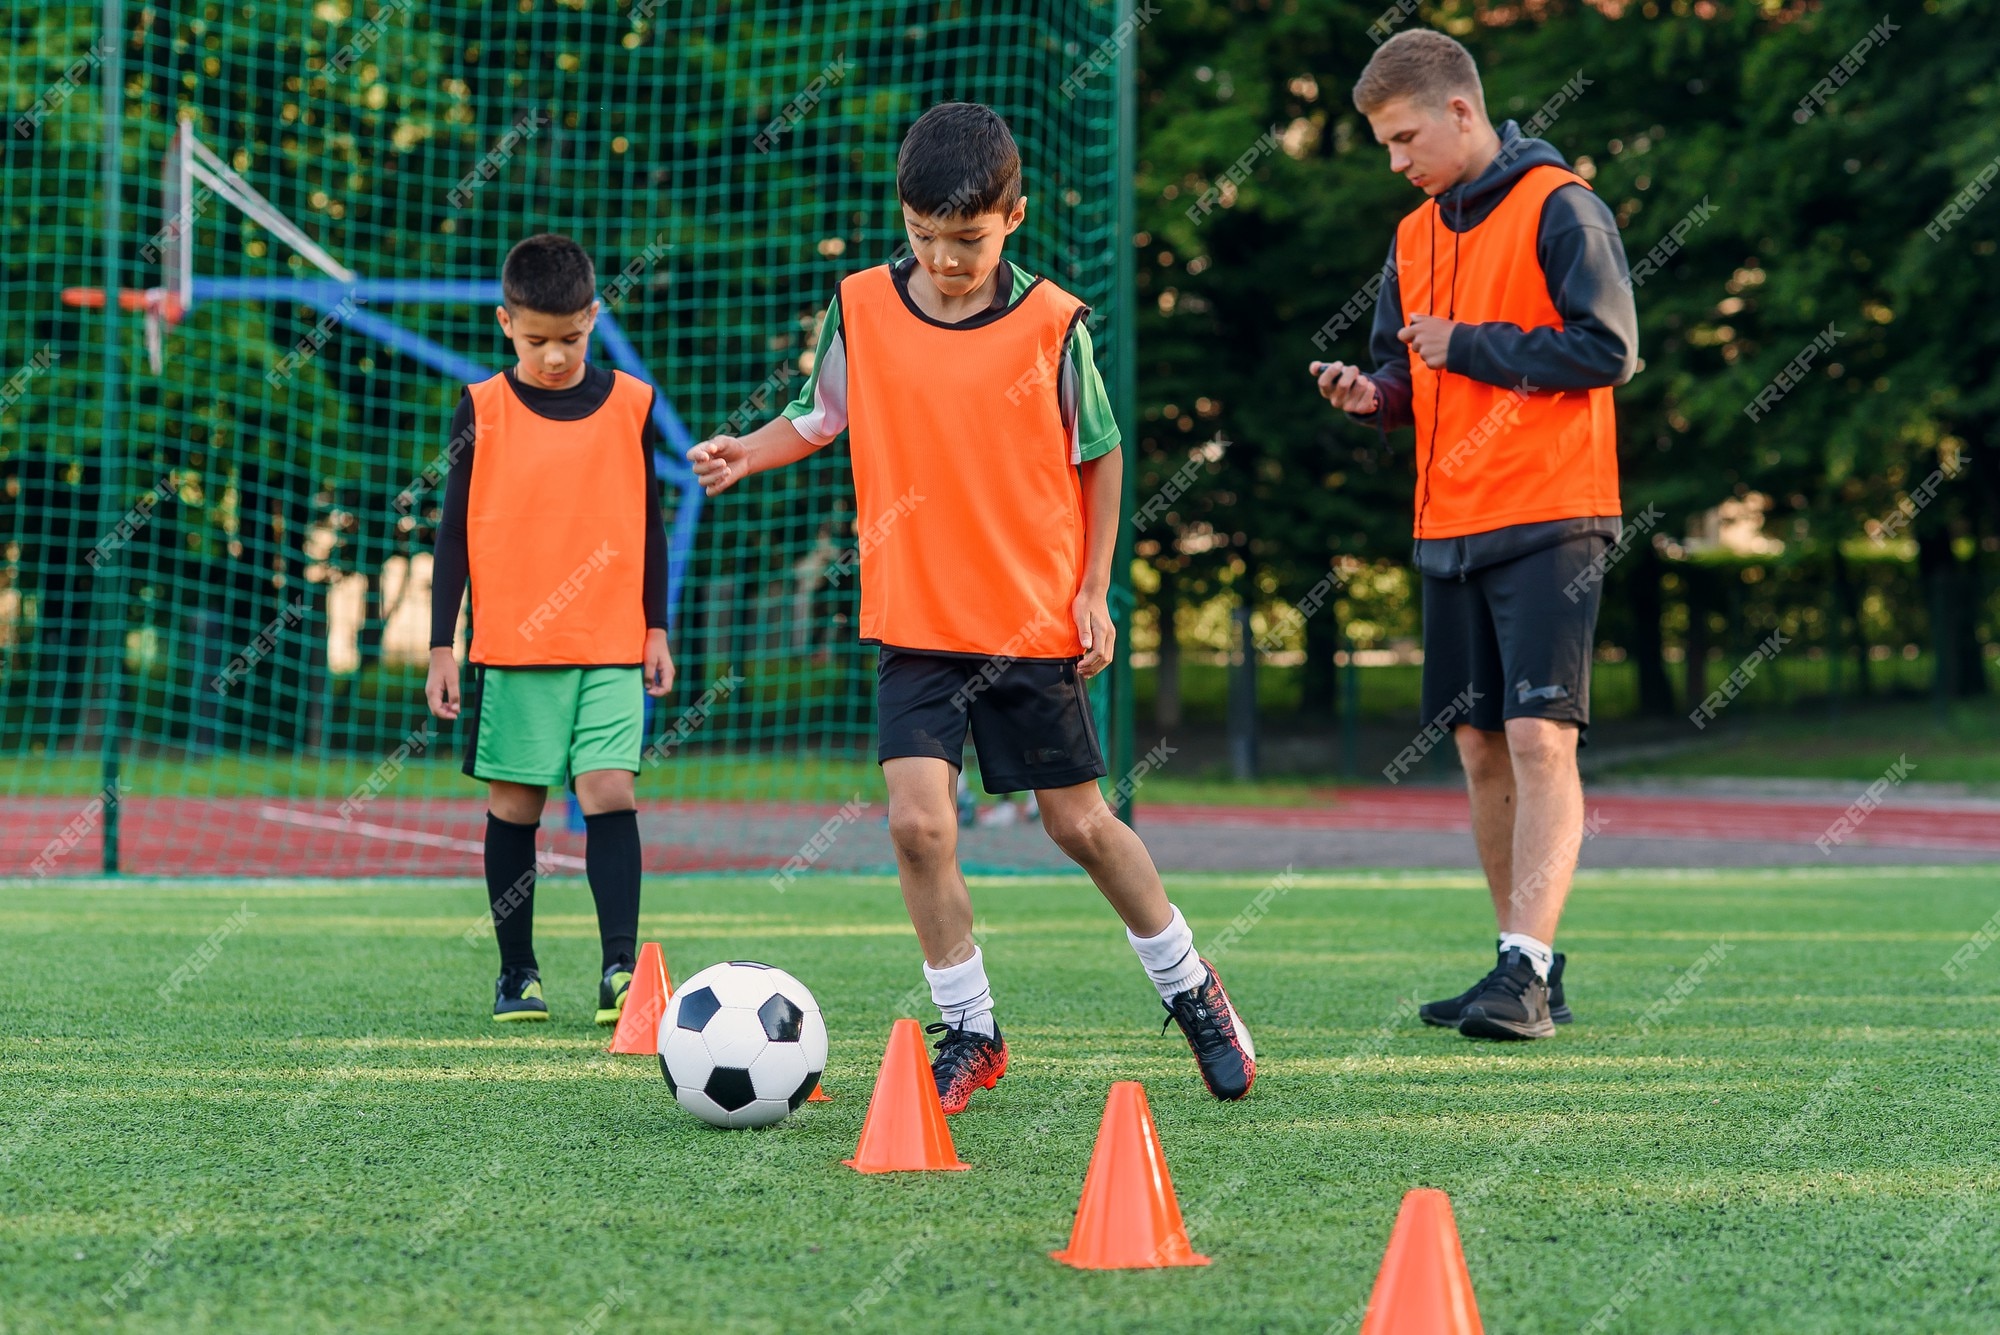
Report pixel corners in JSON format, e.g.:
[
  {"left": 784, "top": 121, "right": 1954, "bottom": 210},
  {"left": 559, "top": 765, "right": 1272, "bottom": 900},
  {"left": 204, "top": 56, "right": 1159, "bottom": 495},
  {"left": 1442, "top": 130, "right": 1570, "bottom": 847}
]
[
  {"left": 464, "top": 369, "right": 651, "bottom": 666},
  {"left": 839, "top": 265, "right": 1090, "bottom": 658},
  {"left": 1396, "top": 164, "right": 1621, "bottom": 539}
]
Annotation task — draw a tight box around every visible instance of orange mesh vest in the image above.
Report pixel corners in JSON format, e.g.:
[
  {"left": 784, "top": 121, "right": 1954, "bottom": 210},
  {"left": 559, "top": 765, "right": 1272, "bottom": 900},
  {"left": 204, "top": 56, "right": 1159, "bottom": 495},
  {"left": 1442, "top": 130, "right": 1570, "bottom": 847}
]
[
  {"left": 839, "top": 265, "right": 1089, "bottom": 658},
  {"left": 464, "top": 369, "right": 651, "bottom": 666},
  {"left": 1396, "top": 163, "right": 1621, "bottom": 539}
]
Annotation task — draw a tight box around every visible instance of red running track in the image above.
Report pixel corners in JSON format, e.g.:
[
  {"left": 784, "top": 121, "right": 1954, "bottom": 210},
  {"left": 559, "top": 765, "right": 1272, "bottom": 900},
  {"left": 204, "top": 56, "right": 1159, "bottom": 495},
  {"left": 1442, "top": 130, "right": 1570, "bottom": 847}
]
[
  {"left": 1139, "top": 790, "right": 2000, "bottom": 853},
  {"left": 5, "top": 796, "right": 777, "bottom": 877},
  {"left": 5, "top": 787, "right": 1997, "bottom": 877}
]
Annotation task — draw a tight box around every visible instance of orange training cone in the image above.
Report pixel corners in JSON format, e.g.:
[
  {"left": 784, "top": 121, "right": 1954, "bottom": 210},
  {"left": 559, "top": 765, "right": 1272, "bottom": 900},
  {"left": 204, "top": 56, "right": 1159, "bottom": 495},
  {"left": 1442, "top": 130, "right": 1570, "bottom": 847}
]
[
  {"left": 807, "top": 1082, "right": 832, "bottom": 1102},
  {"left": 607, "top": 941, "right": 672, "bottom": 1054},
  {"left": 1049, "top": 1081, "right": 1210, "bottom": 1269},
  {"left": 1358, "top": 1189, "right": 1483, "bottom": 1335},
  {"left": 842, "top": 1018, "right": 969, "bottom": 1173}
]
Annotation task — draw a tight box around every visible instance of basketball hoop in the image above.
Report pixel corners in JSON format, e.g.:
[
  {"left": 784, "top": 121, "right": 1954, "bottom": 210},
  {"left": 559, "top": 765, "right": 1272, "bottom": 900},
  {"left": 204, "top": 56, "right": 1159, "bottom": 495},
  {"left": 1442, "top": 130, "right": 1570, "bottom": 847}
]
[{"left": 59, "top": 285, "right": 180, "bottom": 375}]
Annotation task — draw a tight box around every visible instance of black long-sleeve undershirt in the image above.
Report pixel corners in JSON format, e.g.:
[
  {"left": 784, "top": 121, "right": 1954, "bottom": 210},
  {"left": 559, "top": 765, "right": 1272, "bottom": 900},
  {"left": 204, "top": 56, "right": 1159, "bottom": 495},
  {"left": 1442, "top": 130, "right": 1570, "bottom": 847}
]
[{"left": 429, "top": 364, "right": 669, "bottom": 651}]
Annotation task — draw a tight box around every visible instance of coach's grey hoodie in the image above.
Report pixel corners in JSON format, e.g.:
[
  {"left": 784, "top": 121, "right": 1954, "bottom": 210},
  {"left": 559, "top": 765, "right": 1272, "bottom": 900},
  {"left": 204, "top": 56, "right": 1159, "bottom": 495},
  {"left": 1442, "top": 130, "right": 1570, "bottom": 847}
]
[{"left": 1346, "top": 120, "right": 1640, "bottom": 579}]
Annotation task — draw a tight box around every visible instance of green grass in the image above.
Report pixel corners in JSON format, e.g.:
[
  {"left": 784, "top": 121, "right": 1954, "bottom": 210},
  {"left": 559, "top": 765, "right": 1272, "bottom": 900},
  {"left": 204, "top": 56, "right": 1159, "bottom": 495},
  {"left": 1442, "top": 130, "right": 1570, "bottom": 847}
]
[
  {"left": 1601, "top": 697, "right": 2000, "bottom": 788},
  {"left": 4, "top": 869, "right": 1997, "bottom": 1332}
]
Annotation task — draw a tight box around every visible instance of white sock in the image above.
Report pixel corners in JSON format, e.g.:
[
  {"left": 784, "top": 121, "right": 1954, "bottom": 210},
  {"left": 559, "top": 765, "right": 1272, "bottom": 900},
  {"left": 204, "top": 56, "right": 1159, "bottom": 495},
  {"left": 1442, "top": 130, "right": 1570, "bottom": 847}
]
[
  {"left": 1499, "top": 931, "right": 1554, "bottom": 981},
  {"left": 924, "top": 948, "right": 996, "bottom": 1038},
  {"left": 1128, "top": 906, "right": 1209, "bottom": 1001}
]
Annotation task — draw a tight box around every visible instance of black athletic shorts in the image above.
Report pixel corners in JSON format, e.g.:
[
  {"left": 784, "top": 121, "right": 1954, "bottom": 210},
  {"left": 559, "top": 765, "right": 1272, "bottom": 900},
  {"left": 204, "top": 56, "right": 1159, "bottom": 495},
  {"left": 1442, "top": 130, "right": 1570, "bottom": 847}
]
[
  {"left": 1419, "top": 534, "right": 1608, "bottom": 739},
  {"left": 876, "top": 648, "right": 1108, "bottom": 794}
]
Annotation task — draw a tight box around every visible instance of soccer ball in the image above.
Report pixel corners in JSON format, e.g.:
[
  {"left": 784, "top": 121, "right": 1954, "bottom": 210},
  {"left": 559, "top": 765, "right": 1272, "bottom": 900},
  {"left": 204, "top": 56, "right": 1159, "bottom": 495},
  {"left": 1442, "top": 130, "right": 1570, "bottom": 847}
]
[{"left": 657, "top": 961, "right": 827, "bottom": 1129}]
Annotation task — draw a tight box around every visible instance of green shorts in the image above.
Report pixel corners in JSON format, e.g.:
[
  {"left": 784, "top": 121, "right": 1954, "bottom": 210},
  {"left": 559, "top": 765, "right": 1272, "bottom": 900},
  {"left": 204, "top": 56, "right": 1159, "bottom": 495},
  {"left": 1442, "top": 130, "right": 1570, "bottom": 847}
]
[{"left": 462, "top": 666, "right": 644, "bottom": 786}]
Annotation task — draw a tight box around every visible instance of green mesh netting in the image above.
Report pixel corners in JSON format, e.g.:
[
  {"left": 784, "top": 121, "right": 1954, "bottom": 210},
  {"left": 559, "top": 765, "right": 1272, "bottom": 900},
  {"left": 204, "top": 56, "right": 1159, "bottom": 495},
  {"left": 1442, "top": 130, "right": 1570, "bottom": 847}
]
[{"left": 2, "top": 1, "right": 1133, "bottom": 876}]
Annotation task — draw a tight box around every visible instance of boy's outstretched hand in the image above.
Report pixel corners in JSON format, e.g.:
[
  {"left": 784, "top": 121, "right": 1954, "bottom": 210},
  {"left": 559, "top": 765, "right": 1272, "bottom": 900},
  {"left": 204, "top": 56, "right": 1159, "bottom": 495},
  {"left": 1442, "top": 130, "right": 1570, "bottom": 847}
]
[
  {"left": 644, "top": 628, "right": 676, "bottom": 698},
  {"left": 1073, "top": 588, "right": 1114, "bottom": 680},
  {"left": 688, "top": 434, "right": 748, "bottom": 497},
  {"left": 425, "top": 647, "right": 461, "bottom": 720}
]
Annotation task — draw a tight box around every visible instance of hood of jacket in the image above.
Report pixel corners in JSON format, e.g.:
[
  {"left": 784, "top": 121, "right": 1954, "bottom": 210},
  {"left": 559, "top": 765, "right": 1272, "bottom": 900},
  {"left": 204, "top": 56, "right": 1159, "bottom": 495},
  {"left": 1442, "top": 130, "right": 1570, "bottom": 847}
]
[{"left": 1434, "top": 120, "right": 1573, "bottom": 233}]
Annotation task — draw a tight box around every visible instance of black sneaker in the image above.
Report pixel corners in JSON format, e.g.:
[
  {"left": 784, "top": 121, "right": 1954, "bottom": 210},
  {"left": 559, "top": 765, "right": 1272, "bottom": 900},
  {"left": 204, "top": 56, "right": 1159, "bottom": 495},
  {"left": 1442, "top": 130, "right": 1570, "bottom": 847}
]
[
  {"left": 493, "top": 967, "right": 548, "bottom": 1023},
  {"left": 1458, "top": 949, "right": 1555, "bottom": 1041},
  {"left": 926, "top": 1022, "right": 1007, "bottom": 1115},
  {"left": 1422, "top": 949, "right": 1573, "bottom": 1027},
  {"left": 1419, "top": 950, "right": 1505, "bottom": 1028},
  {"left": 1162, "top": 957, "right": 1256, "bottom": 1101}
]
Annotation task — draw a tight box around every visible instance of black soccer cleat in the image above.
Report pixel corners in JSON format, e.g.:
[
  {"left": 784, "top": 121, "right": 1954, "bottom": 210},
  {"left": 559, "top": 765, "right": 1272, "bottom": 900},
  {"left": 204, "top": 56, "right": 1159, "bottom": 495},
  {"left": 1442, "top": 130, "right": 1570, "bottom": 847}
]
[
  {"left": 1163, "top": 957, "right": 1256, "bottom": 1101},
  {"left": 926, "top": 1022, "right": 1007, "bottom": 1115},
  {"left": 1548, "top": 951, "right": 1573, "bottom": 1025},
  {"left": 1458, "top": 948, "right": 1556, "bottom": 1041},
  {"left": 493, "top": 967, "right": 548, "bottom": 1023},
  {"left": 595, "top": 960, "right": 634, "bottom": 1027}
]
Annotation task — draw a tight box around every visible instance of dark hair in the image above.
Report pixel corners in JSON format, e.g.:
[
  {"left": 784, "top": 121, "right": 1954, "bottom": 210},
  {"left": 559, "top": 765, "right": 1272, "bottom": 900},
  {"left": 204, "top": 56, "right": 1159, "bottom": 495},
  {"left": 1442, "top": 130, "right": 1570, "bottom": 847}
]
[
  {"left": 896, "top": 102, "right": 1022, "bottom": 218},
  {"left": 501, "top": 233, "right": 596, "bottom": 315}
]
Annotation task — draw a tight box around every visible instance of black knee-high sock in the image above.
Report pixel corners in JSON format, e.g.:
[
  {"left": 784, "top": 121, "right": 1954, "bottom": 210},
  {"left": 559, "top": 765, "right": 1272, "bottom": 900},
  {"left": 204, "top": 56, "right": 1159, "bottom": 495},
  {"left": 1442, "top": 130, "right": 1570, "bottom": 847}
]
[
  {"left": 584, "top": 809, "right": 641, "bottom": 973},
  {"left": 485, "top": 812, "right": 539, "bottom": 973}
]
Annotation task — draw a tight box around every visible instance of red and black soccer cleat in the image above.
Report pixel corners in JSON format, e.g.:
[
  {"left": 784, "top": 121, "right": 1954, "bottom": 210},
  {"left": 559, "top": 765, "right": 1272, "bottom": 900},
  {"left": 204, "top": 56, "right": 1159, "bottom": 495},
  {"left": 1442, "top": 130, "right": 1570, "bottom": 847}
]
[
  {"left": 926, "top": 1022, "right": 1008, "bottom": 1115},
  {"left": 1163, "top": 956, "right": 1256, "bottom": 1100}
]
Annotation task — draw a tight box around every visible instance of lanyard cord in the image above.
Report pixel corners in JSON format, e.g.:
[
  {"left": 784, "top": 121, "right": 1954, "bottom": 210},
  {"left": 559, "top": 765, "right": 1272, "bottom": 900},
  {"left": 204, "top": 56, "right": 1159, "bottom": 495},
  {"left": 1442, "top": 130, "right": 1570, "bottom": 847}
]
[{"left": 1414, "top": 198, "right": 1463, "bottom": 541}]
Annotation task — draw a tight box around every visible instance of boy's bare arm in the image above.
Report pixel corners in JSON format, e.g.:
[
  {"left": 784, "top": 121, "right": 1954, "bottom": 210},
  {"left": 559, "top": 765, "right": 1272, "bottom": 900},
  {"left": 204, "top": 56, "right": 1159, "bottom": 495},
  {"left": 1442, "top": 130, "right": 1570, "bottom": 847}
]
[
  {"left": 687, "top": 416, "right": 825, "bottom": 496},
  {"left": 1074, "top": 450, "right": 1122, "bottom": 679}
]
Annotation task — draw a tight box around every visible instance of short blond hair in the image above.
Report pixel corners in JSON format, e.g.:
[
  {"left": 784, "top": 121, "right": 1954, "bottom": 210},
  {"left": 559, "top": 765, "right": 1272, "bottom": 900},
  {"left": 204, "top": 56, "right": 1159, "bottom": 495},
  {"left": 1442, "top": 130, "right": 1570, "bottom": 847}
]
[{"left": 1352, "top": 30, "right": 1485, "bottom": 118}]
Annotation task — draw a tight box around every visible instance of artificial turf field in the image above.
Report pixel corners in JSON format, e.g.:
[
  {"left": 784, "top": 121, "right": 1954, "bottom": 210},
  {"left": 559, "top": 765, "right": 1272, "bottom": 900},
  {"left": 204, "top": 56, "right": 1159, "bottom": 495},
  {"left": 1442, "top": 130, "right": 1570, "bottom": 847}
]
[{"left": 3, "top": 868, "right": 1997, "bottom": 1333}]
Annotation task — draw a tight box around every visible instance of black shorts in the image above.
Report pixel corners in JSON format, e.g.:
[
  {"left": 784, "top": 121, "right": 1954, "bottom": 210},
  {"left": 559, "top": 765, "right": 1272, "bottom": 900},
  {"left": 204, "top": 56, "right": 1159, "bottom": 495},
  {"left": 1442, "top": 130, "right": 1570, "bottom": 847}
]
[
  {"left": 876, "top": 648, "right": 1108, "bottom": 794},
  {"left": 1419, "top": 534, "right": 1607, "bottom": 738}
]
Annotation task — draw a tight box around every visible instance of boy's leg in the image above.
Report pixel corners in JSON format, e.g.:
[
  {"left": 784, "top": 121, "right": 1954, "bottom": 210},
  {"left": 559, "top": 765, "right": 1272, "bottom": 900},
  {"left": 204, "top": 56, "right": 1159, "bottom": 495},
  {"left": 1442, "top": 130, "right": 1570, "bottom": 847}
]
[
  {"left": 570, "top": 668, "right": 648, "bottom": 1019},
  {"left": 1036, "top": 783, "right": 1201, "bottom": 992},
  {"left": 467, "top": 667, "right": 578, "bottom": 1019},
  {"left": 876, "top": 650, "right": 1007, "bottom": 1112},
  {"left": 883, "top": 757, "right": 989, "bottom": 1028},
  {"left": 1036, "top": 782, "right": 1255, "bottom": 1100},
  {"left": 575, "top": 768, "right": 641, "bottom": 980},
  {"left": 954, "top": 658, "right": 1192, "bottom": 994},
  {"left": 883, "top": 756, "right": 971, "bottom": 963},
  {"left": 885, "top": 756, "right": 1006, "bottom": 1112},
  {"left": 485, "top": 780, "right": 547, "bottom": 973},
  {"left": 960, "top": 650, "right": 1253, "bottom": 1101}
]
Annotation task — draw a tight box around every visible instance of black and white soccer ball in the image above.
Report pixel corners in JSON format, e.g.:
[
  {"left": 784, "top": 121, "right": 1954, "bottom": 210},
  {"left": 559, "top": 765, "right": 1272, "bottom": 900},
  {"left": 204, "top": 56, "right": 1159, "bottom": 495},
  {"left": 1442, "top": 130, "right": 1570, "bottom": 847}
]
[{"left": 657, "top": 961, "right": 827, "bottom": 1129}]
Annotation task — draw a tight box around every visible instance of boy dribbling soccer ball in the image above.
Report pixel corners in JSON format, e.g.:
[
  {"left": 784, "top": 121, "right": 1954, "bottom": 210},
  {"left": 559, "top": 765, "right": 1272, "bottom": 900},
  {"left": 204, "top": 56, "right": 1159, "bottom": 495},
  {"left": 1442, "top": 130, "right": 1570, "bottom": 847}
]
[
  {"left": 690, "top": 103, "right": 1256, "bottom": 1108},
  {"left": 426, "top": 234, "right": 676, "bottom": 1024}
]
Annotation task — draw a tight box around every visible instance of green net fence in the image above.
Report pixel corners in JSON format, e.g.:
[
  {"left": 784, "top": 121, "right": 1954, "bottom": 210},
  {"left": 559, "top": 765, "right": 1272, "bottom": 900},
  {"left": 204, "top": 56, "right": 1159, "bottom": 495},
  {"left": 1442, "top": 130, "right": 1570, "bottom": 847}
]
[{"left": 2, "top": 1, "right": 1134, "bottom": 877}]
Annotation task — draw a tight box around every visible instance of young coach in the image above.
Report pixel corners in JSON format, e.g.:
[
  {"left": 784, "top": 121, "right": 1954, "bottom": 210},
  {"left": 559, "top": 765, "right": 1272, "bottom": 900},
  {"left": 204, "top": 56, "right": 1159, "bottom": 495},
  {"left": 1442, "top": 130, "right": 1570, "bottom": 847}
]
[{"left": 1314, "top": 30, "right": 1639, "bottom": 1039}]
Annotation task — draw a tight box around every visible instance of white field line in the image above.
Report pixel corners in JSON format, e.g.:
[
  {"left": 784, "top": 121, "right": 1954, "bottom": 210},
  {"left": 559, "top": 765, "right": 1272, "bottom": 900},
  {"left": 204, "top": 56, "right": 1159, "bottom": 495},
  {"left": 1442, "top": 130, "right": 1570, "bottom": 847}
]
[{"left": 257, "top": 805, "right": 588, "bottom": 870}]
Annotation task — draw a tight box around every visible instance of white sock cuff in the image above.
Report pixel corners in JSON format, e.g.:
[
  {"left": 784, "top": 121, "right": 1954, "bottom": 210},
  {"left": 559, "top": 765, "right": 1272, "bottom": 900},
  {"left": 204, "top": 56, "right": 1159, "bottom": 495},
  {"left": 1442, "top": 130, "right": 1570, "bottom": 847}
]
[
  {"left": 1130, "top": 906, "right": 1207, "bottom": 1000},
  {"left": 1128, "top": 906, "right": 1192, "bottom": 967},
  {"left": 1498, "top": 931, "right": 1554, "bottom": 979},
  {"left": 924, "top": 947, "right": 993, "bottom": 1017}
]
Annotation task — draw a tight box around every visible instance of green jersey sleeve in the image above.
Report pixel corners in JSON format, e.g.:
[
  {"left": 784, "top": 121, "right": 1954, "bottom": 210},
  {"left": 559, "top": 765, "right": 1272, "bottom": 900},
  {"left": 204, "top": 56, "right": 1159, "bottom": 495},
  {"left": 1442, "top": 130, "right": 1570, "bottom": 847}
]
[
  {"left": 779, "top": 292, "right": 847, "bottom": 444},
  {"left": 1067, "top": 318, "right": 1120, "bottom": 462}
]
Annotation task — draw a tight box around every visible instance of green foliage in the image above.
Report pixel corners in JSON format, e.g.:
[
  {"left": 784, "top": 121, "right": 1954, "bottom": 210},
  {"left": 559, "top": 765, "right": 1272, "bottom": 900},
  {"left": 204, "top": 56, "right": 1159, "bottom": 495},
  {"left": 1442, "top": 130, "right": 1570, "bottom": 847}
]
[{"left": 1131, "top": 0, "right": 1999, "bottom": 701}]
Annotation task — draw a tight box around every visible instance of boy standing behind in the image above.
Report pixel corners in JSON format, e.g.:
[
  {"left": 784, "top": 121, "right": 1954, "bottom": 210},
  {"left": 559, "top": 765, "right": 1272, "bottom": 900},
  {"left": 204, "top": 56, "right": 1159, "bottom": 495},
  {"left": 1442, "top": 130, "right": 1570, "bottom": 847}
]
[
  {"left": 427, "top": 233, "right": 676, "bottom": 1024},
  {"left": 691, "top": 104, "right": 1255, "bottom": 1108}
]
